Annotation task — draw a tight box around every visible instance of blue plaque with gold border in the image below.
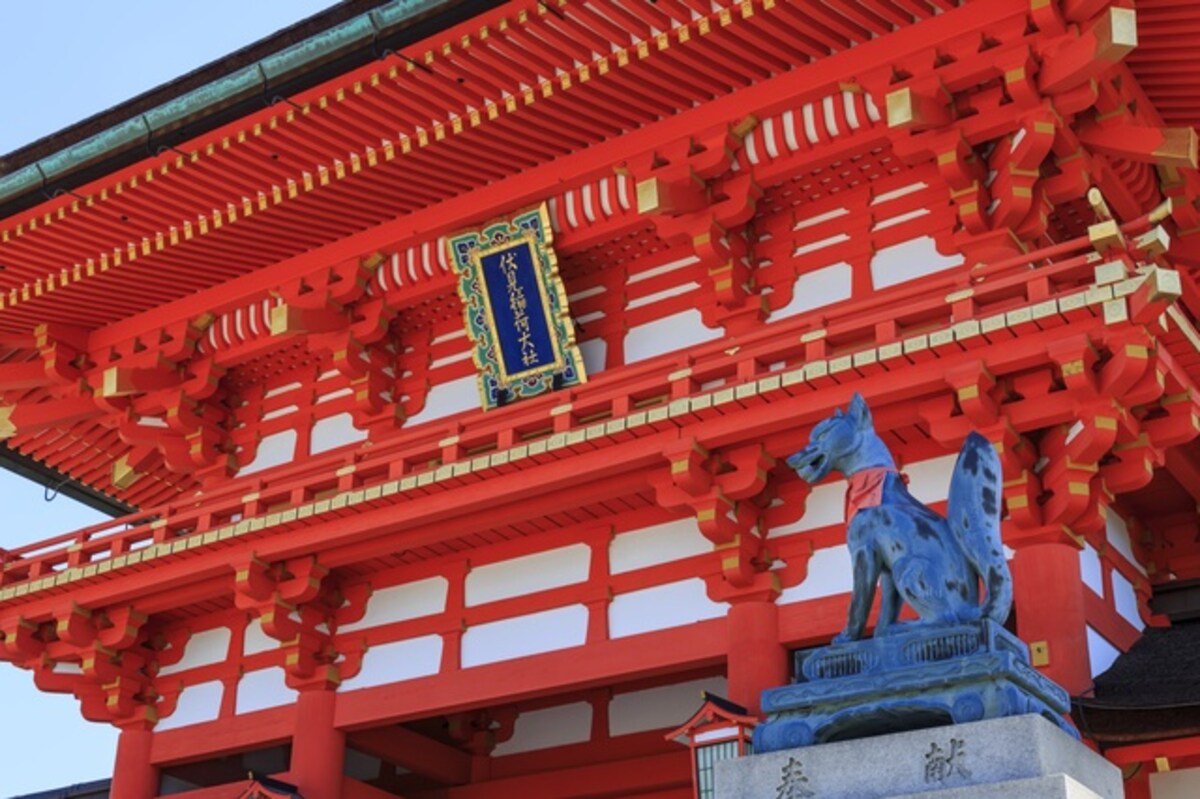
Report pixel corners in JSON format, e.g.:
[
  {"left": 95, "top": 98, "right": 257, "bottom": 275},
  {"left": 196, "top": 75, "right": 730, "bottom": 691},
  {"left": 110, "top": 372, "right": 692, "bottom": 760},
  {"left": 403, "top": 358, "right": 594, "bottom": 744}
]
[{"left": 448, "top": 204, "right": 586, "bottom": 410}]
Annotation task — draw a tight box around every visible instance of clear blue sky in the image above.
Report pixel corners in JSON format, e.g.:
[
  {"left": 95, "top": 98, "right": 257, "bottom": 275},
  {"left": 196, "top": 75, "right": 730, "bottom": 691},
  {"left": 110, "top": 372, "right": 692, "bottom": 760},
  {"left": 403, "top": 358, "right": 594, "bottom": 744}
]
[{"left": 0, "top": 3, "right": 335, "bottom": 795}]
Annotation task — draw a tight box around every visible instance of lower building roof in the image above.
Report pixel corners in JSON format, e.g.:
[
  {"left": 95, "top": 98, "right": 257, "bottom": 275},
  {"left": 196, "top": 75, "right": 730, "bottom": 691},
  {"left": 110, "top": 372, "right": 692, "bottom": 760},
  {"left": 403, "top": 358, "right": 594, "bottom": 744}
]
[{"left": 1073, "top": 622, "right": 1200, "bottom": 746}]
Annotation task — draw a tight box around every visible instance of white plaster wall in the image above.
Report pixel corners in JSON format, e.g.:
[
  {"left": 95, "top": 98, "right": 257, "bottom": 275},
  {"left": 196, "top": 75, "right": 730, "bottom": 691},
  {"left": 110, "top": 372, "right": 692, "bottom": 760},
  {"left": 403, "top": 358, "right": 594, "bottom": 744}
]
[
  {"left": 1151, "top": 767, "right": 1200, "bottom": 799},
  {"left": 903, "top": 454, "right": 956, "bottom": 504},
  {"left": 241, "top": 430, "right": 297, "bottom": 475},
  {"left": 872, "top": 208, "right": 930, "bottom": 232},
  {"left": 1086, "top": 625, "right": 1121, "bottom": 679},
  {"left": 870, "top": 236, "right": 963, "bottom": 289},
  {"left": 1079, "top": 544, "right": 1104, "bottom": 598},
  {"left": 623, "top": 309, "right": 722, "bottom": 364},
  {"left": 610, "top": 518, "right": 710, "bottom": 574},
  {"left": 407, "top": 374, "right": 479, "bottom": 425},
  {"left": 243, "top": 619, "right": 278, "bottom": 655},
  {"left": 262, "top": 404, "right": 299, "bottom": 421},
  {"left": 492, "top": 702, "right": 593, "bottom": 756},
  {"left": 316, "top": 388, "right": 352, "bottom": 404},
  {"left": 794, "top": 207, "right": 849, "bottom": 230},
  {"left": 159, "top": 628, "right": 232, "bottom": 676},
  {"left": 466, "top": 544, "right": 591, "bottom": 606},
  {"left": 461, "top": 605, "right": 588, "bottom": 667},
  {"left": 339, "top": 636, "right": 443, "bottom": 691},
  {"left": 628, "top": 255, "right": 699, "bottom": 284},
  {"left": 608, "top": 579, "right": 725, "bottom": 639},
  {"left": 778, "top": 545, "right": 854, "bottom": 604},
  {"left": 339, "top": 577, "right": 449, "bottom": 633},
  {"left": 771, "top": 263, "right": 853, "bottom": 321},
  {"left": 157, "top": 681, "right": 223, "bottom": 731},
  {"left": 1111, "top": 570, "right": 1143, "bottom": 631},
  {"left": 628, "top": 283, "right": 701, "bottom": 310},
  {"left": 609, "top": 676, "right": 727, "bottom": 736},
  {"left": 235, "top": 668, "right": 296, "bottom": 714},
  {"left": 871, "top": 182, "right": 928, "bottom": 206},
  {"left": 769, "top": 481, "right": 846, "bottom": 538},
  {"left": 310, "top": 412, "right": 367, "bottom": 454},
  {"left": 1106, "top": 511, "right": 1147, "bottom": 575},
  {"left": 264, "top": 381, "right": 302, "bottom": 398},
  {"left": 579, "top": 338, "right": 607, "bottom": 376},
  {"left": 794, "top": 233, "right": 850, "bottom": 256}
]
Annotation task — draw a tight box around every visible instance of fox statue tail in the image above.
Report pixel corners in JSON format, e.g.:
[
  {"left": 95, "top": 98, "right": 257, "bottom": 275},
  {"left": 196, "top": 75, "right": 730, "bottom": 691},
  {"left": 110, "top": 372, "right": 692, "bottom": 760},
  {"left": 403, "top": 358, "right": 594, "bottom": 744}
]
[{"left": 947, "top": 432, "right": 1012, "bottom": 624}]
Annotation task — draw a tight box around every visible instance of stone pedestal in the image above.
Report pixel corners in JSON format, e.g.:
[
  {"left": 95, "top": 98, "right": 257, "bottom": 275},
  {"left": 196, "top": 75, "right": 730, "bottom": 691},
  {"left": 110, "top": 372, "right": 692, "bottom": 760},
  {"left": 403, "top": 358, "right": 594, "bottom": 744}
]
[
  {"left": 754, "top": 621, "right": 1075, "bottom": 752},
  {"left": 716, "top": 715, "right": 1121, "bottom": 799}
]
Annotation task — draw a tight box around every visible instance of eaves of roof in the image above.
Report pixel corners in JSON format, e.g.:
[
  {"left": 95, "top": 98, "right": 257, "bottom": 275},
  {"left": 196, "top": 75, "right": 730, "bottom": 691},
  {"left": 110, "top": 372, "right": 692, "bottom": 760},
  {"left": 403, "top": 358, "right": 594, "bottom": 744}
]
[{"left": 0, "top": 0, "right": 502, "bottom": 219}]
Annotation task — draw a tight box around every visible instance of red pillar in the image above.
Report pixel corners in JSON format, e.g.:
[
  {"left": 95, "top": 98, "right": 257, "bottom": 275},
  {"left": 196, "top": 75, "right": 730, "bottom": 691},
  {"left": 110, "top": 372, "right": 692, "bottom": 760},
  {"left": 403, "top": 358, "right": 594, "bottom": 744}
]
[
  {"left": 726, "top": 598, "right": 787, "bottom": 716},
  {"left": 1124, "top": 765, "right": 1151, "bottom": 799},
  {"left": 290, "top": 689, "right": 344, "bottom": 799},
  {"left": 1011, "top": 542, "right": 1092, "bottom": 696},
  {"left": 110, "top": 725, "right": 157, "bottom": 799}
]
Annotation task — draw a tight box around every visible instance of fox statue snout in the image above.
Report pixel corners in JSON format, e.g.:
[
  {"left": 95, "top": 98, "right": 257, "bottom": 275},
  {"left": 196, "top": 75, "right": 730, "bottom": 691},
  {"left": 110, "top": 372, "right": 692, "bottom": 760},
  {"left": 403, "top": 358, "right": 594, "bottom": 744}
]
[{"left": 786, "top": 447, "right": 830, "bottom": 483}]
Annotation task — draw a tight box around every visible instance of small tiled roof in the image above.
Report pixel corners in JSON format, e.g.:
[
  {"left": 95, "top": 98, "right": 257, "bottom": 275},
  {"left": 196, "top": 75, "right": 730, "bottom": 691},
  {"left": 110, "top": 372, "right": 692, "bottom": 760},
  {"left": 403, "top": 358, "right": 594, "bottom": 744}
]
[
  {"left": 1073, "top": 623, "right": 1200, "bottom": 745},
  {"left": 1089, "top": 624, "right": 1200, "bottom": 708},
  {"left": 11, "top": 779, "right": 111, "bottom": 799}
]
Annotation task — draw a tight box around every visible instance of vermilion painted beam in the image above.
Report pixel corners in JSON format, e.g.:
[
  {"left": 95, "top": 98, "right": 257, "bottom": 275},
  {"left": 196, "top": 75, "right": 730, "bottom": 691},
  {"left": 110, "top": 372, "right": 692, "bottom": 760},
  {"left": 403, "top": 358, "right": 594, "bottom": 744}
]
[
  {"left": 151, "top": 704, "right": 295, "bottom": 765},
  {"left": 346, "top": 725, "right": 471, "bottom": 786},
  {"left": 0, "top": 360, "right": 56, "bottom": 390},
  {"left": 1038, "top": 8, "right": 1139, "bottom": 95},
  {"left": 0, "top": 395, "right": 99, "bottom": 440},
  {"left": 488, "top": 729, "right": 682, "bottom": 781},
  {"left": 1079, "top": 123, "right": 1199, "bottom": 170},
  {"left": 1105, "top": 735, "right": 1200, "bottom": 766},
  {"left": 409, "top": 751, "right": 689, "bottom": 799}
]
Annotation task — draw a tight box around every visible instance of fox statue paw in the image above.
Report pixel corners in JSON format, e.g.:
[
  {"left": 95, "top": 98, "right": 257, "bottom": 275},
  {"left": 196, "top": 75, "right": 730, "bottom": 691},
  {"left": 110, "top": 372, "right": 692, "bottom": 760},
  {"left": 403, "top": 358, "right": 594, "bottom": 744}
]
[{"left": 958, "top": 605, "right": 983, "bottom": 623}]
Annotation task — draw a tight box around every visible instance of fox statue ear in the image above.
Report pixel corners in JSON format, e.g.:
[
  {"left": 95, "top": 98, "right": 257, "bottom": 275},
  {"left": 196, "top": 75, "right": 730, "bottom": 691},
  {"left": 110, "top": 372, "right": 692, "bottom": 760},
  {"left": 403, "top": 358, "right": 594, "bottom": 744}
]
[{"left": 848, "top": 392, "right": 871, "bottom": 429}]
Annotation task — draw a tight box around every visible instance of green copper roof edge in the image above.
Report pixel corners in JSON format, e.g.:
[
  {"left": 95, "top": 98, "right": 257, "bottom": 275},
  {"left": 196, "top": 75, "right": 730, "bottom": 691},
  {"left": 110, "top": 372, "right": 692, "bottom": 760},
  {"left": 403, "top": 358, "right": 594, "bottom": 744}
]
[{"left": 0, "top": 0, "right": 451, "bottom": 208}]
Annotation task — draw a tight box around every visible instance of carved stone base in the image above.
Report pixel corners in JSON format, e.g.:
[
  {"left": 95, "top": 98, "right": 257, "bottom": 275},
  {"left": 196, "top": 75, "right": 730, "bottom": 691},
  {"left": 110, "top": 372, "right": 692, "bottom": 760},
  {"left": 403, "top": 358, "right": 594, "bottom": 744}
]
[
  {"left": 715, "top": 715, "right": 1121, "bottom": 799},
  {"left": 753, "top": 620, "right": 1074, "bottom": 752},
  {"left": 894, "top": 774, "right": 1104, "bottom": 798}
]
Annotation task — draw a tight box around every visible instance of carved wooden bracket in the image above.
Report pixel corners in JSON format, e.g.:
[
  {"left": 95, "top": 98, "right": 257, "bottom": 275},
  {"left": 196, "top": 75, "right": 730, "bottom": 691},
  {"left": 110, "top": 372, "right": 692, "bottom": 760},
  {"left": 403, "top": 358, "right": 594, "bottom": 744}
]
[
  {"left": 653, "top": 438, "right": 776, "bottom": 588},
  {"left": 631, "top": 121, "right": 767, "bottom": 333},
  {"left": 232, "top": 554, "right": 364, "bottom": 690},
  {"left": 0, "top": 603, "right": 165, "bottom": 726}
]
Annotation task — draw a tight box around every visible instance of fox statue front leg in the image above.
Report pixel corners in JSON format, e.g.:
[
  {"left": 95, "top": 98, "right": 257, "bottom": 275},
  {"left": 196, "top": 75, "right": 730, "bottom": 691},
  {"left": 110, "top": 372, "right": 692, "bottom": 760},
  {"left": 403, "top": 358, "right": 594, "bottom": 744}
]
[
  {"left": 835, "top": 520, "right": 881, "bottom": 643},
  {"left": 874, "top": 571, "right": 902, "bottom": 635}
]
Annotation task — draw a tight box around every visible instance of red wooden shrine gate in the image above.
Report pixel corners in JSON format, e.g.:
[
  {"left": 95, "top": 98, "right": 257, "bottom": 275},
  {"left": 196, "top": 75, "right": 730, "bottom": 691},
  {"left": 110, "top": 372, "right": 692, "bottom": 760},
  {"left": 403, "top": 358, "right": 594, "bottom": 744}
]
[{"left": 1, "top": 1, "right": 1200, "bottom": 797}]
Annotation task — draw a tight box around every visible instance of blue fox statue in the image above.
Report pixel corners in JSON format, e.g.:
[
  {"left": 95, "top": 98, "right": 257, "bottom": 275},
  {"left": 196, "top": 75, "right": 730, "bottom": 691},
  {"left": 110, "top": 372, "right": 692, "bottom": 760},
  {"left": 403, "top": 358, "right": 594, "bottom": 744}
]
[{"left": 787, "top": 393, "right": 1012, "bottom": 642}]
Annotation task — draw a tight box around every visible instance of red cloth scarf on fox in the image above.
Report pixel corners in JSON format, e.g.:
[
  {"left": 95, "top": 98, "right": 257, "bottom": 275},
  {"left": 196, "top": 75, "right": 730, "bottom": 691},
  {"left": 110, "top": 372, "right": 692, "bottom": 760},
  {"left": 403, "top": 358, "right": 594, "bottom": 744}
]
[{"left": 844, "top": 467, "right": 905, "bottom": 523}]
